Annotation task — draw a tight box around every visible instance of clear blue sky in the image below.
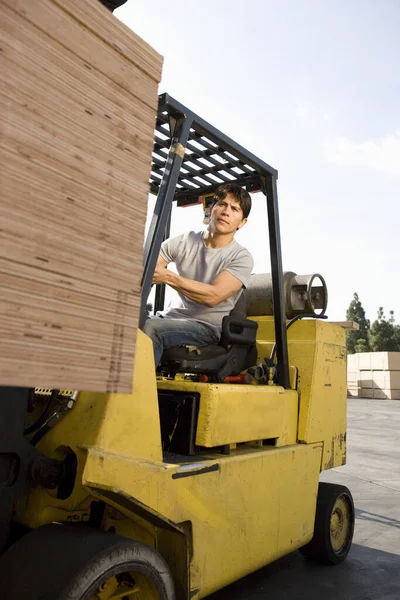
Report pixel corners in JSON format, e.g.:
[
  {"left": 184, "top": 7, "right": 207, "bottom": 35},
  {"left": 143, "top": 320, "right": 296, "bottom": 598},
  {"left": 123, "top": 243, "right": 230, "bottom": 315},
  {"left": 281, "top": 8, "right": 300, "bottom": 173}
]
[{"left": 116, "top": 0, "right": 400, "bottom": 322}]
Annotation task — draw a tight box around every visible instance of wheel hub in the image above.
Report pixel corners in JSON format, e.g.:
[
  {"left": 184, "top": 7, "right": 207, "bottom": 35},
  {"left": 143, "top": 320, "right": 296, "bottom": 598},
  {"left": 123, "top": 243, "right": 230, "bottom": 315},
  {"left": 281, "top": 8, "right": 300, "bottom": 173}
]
[
  {"left": 90, "top": 572, "right": 159, "bottom": 600},
  {"left": 330, "top": 495, "right": 351, "bottom": 553}
]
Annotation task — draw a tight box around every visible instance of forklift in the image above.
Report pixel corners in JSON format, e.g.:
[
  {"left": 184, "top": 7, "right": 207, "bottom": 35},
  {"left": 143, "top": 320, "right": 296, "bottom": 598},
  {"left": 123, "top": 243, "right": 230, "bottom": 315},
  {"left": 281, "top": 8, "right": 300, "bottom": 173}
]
[{"left": 0, "top": 93, "right": 355, "bottom": 599}]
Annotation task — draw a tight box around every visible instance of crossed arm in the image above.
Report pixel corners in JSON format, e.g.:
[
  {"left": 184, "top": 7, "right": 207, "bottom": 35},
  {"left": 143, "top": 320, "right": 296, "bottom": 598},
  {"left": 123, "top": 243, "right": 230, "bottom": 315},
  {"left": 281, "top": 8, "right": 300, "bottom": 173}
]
[{"left": 152, "top": 255, "right": 243, "bottom": 308}]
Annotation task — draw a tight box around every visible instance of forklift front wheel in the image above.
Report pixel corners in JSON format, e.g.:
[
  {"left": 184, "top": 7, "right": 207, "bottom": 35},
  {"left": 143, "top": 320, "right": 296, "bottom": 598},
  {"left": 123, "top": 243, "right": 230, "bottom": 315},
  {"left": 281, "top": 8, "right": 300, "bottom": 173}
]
[
  {"left": 67, "top": 543, "right": 175, "bottom": 600},
  {"left": 0, "top": 524, "right": 175, "bottom": 600},
  {"left": 300, "top": 482, "right": 355, "bottom": 565}
]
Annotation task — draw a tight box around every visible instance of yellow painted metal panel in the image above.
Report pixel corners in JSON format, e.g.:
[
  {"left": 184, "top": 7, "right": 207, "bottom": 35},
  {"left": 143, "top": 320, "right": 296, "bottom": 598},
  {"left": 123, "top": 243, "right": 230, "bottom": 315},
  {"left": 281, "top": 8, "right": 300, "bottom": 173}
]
[
  {"left": 252, "top": 317, "right": 347, "bottom": 469},
  {"left": 82, "top": 442, "right": 322, "bottom": 598},
  {"left": 158, "top": 380, "right": 298, "bottom": 447},
  {"left": 89, "top": 329, "right": 163, "bottom": 462}
]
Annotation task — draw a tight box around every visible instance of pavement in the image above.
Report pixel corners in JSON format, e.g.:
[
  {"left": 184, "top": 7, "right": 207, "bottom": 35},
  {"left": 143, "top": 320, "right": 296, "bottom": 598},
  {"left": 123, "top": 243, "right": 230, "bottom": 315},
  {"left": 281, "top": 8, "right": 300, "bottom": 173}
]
[{"left": 207, "top": 398, "right": 400, "bottom": 600}]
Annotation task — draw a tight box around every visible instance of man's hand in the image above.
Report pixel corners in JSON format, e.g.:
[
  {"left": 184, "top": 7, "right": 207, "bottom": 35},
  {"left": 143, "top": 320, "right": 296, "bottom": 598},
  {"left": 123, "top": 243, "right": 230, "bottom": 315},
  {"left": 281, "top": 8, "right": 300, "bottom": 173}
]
[
  {"left": 152, "top": 255, "right": 170, "bottom": 285},
  {"left": 152, "top": 262, "right": 169, "bottom": 285}
]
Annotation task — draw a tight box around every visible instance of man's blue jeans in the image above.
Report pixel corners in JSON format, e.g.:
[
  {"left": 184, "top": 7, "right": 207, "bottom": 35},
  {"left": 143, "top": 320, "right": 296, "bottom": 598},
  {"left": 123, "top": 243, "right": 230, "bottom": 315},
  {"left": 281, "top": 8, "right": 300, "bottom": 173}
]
[{"left": 143, "top": 316, "right": 220, "bottom": 367}]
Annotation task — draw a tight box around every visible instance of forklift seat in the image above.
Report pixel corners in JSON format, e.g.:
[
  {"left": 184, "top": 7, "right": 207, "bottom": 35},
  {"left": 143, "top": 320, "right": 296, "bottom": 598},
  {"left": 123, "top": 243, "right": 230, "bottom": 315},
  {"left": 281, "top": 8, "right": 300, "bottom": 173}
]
[{"left": 160, "top": 314, "right": 258, "bottom": 382}]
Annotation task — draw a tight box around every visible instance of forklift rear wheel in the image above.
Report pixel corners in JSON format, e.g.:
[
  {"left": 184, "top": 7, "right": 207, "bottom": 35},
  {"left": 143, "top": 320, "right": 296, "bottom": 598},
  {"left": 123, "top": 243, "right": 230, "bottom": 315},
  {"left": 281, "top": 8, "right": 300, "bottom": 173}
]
[{"left": 299, "top": 482, "right": 355, "bottom": 565}]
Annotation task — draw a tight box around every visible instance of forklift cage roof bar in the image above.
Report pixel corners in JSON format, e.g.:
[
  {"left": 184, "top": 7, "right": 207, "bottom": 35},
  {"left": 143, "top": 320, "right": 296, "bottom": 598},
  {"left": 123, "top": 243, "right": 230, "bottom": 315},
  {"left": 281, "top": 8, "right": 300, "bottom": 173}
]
[{"left": 141, "top": 93, "right": 290, "bottom": 389}]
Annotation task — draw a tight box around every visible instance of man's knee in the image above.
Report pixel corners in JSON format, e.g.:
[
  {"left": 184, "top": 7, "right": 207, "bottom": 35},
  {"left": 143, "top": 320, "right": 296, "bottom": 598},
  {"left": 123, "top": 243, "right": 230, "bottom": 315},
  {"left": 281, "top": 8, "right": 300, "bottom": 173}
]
[{"left": 143, "top": 318, "right": 162, "bottom": 343}]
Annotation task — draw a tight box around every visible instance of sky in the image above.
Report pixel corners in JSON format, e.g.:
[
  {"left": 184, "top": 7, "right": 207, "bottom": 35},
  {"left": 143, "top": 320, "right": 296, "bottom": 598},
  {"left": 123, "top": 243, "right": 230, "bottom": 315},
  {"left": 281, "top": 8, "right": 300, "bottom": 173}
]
[{"left": 116, "top": 0, "right": 400, "bottom": 322}]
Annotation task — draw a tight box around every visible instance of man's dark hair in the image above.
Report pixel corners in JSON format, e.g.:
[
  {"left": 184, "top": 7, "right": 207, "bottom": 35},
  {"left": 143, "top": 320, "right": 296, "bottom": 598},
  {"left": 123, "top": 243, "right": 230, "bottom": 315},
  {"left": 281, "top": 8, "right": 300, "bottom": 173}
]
[{"left": 213, "top": 183, "right": 252, "bottom": 219}]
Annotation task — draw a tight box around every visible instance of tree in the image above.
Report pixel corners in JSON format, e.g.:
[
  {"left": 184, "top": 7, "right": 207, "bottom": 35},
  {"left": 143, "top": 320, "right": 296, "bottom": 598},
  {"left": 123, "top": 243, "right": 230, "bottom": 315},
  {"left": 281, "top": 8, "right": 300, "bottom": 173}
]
[
  {"left": 354, "top": 338, "right": 369, "bottom": 353},
  {"left": 346, "top": 293, "right": 371, "bottom": 354},
  {"left": 370, "top": 308, "right": 400, "bottom": 352}
]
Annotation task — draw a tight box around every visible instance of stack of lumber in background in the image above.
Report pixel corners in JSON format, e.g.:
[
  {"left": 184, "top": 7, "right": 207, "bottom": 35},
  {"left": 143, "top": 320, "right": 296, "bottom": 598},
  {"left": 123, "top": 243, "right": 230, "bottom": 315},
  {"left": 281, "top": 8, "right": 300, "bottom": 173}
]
[
  {"left": 0, "top": 0, "right": 163, "bottom": 392},
  {"left": 347, "top": 352, "right": 400, "bottom": 400}
]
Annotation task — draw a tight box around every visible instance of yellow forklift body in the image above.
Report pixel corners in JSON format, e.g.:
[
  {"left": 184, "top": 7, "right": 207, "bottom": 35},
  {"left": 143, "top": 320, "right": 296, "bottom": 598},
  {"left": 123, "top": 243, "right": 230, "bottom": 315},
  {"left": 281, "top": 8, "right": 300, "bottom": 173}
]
[
  {"left": 15, "top": 322, "right": 347, "bottom": 598},
  {"left": 254, "top": 317, "right": 347, "bottom": 469},
  {"left": 83, "top": 442, "right": 322, "bottom": 598}
]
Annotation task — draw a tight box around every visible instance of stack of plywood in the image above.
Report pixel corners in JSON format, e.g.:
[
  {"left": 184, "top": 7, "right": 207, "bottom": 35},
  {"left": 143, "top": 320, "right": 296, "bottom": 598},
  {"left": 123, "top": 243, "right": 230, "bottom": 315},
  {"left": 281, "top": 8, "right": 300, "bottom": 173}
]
[
  {"left": 347, "top": 353, "right": 400, "bottom": 400},
  {"left": 0, "top": 0, "right": 163, "bottom": 392},
  {"left": 347, "top": 363, "right": 361, "bottom": 398}
]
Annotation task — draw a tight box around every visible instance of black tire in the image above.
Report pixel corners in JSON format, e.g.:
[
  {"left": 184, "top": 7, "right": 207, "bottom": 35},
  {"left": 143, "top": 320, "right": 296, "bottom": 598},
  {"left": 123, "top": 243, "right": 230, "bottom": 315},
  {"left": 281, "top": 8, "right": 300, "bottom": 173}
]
[
  {"left": 0, "top": 524, "right": 175, "bottom": 600},
  {"left": 299, "top": 482, "right": 355, "bottom": 565},
  {"left": 62, "top": 540, "right": 175, "bottom": 600}
]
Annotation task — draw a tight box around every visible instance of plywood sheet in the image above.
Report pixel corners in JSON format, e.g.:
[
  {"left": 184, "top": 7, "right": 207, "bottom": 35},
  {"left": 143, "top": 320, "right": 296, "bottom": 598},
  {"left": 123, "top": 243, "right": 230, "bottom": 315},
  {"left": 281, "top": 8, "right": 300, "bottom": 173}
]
[{"left": 0, "top": 0, "right": 163, "bottom": 392}]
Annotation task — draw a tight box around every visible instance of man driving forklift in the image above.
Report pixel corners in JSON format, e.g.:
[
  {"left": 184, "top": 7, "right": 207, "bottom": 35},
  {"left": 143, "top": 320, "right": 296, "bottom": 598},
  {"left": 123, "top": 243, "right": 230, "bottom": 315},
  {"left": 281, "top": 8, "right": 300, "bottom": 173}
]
[{"left": 144, "top": 183, "right": 254, "bottom": 366}]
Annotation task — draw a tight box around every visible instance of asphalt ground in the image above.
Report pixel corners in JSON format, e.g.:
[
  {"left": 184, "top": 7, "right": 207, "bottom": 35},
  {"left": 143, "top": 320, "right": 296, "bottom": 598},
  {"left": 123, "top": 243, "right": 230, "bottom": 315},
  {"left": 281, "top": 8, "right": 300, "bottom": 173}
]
[{"left": 208, "top": 398, "right": 400, "bottom": 600}]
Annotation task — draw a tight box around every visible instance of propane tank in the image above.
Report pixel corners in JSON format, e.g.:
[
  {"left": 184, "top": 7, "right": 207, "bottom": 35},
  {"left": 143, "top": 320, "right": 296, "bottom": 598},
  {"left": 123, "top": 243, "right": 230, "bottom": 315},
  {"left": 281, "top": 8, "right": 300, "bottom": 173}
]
[{"left": 245, "top": 272, "right": 327, "bottom": 318}]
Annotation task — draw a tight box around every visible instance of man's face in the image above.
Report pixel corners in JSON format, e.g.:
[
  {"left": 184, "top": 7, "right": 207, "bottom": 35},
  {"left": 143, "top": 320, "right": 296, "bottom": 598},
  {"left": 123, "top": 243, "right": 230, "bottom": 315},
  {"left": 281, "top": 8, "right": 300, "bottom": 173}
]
[{"left": 210, "top": 194, "right": 247, "bottom": 234}]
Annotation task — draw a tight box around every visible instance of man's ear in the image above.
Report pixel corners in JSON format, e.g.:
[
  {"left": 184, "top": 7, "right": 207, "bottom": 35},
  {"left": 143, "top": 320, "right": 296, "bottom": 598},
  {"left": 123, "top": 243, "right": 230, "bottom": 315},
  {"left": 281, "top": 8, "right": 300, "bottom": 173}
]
[{"left": 237, "top": 218, "right": 247, "bottom": 230}]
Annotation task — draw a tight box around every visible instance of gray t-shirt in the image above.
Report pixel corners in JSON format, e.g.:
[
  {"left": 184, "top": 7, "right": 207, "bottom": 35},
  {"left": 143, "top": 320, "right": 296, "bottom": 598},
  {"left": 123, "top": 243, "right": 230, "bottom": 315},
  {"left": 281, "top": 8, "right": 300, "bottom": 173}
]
[{"left": 159, "top": 230, "right": 254, "bottom": 335}]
